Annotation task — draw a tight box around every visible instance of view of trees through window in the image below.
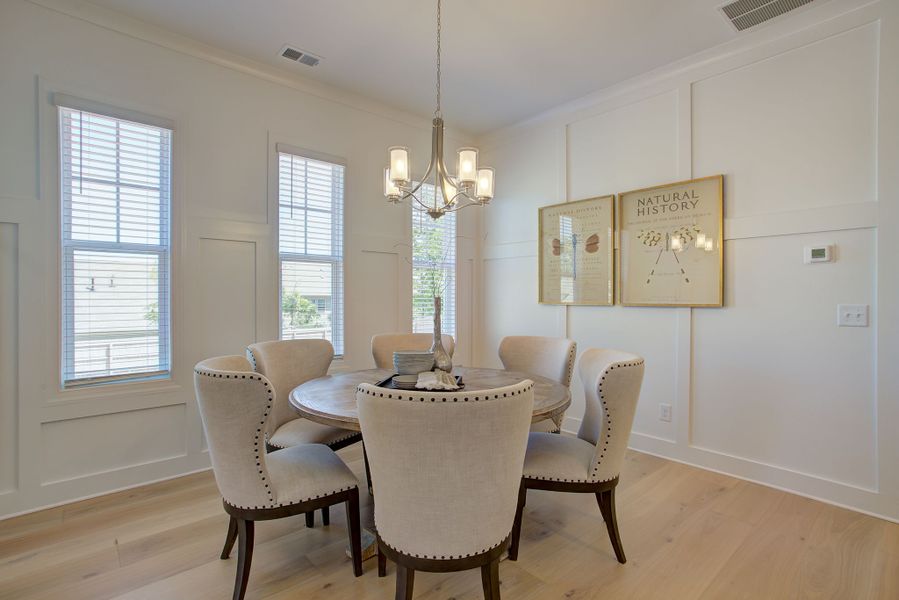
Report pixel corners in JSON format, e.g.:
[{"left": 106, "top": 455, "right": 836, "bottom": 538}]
[
  {"left": 277, "top": 151, "right": 344, "bottom": 353},
  {"left": 412, "top": 185, "right": 456, "bottom": 336}
]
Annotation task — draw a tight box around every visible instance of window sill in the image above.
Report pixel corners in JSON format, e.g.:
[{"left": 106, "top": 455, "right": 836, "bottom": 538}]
[{"left": 51, "top": 374, "right": 180, "bottom": 405}]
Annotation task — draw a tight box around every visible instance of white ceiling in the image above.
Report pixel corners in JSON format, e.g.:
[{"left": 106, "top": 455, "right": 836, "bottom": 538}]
[{"left": 87, "top": 0, "right": 773, "bottom": 133}]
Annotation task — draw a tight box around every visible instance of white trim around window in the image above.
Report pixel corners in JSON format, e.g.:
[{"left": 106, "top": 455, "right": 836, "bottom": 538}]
[
  {"left": 56, "top": 95, "right": 174, "bottom": 388},
  {"left": 275, "top": 144, "right": 346, "bottom": 356}
]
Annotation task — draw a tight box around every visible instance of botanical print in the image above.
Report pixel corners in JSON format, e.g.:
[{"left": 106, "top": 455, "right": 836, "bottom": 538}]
[
  {"left": 539, "top": 196, "right": 615, "bottom": 305},
  {"left": 618, "top": 176, "right": 723, "bottom": 306}
]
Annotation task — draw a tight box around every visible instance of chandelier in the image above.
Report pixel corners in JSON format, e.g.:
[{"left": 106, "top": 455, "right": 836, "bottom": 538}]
[{"left": 383, "top": 0, "right": 494, "bottom": 219}]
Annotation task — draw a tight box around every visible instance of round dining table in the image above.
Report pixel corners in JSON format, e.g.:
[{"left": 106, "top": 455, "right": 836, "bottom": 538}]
[{"left": 289, "top": 367, "right": 571, "bottom": 431}]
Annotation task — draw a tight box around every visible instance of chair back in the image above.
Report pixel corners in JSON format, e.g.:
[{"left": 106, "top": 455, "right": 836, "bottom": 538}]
[
  {"left": 498, "top": 336, "right": 577, "bottom": 386},
  {"left": 246, "top": 339, "right": 333, "bottom": 434},
  {"left": 370, "top": 333, "right": 455, "bottom": 369},
  {"left": 194, "top": 355, "right": 277, "bottom": 509},
  {"left": 577, "top": 349, "right": 644, "bottom": 482},
  {"left": 357, "top": 380, "right": 534, "bottom": 559}
]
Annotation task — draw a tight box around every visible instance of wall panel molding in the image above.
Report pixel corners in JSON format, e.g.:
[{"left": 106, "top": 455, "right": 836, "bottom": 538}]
[{"left": 478, "top": 2, "right": 893, "bottom": 521}]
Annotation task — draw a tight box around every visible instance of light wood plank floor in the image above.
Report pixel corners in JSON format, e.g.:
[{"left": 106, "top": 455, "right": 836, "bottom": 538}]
[{"left": 1, "top": 445, "right": 897, "bottom": 599}]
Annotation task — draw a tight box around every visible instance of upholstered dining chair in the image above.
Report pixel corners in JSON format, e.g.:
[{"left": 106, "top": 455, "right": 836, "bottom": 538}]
[
  {"left": 357, "top": 380, "right": 534, "bottom": 600},
  {"left": 194, "top": 356, "right": 363, "bottom": 600},
  {"left": 498, "top": 335, "right": 577, "bottom": 433},
  {"left": 508, "top": 348, "right": 644, "bottom": 565},
  {"left": 247, "top": 339, "right": 362, "bottom": 526},
  {"left": 371, "top": 332, "right": 455, "bottom": 369}
]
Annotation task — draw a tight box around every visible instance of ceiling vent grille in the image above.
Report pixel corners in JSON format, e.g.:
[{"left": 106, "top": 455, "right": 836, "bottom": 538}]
[
  {"left": 280, "top": 45, "right": 322, "bottom": 67},
  {"left": 719, "top": 0, "right": 815, "bottom": 31}
]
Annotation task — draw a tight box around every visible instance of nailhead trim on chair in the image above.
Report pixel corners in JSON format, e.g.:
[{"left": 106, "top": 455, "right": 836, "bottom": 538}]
[
  {"left": 377, "top": 534, "right": 508, "bottom": 561},
  {"left": 362, "top": 382, "right": 531, "bottom": 558},
  {"left": 266, "top": 431, "right": 361, "bottom": 450},
  {"left": 196, "top": 368, "right": 276, "bottom": 506},
  {"left": 245, "top": 347, "right": 259, "bottom": 371},
  {"left": 563, "top": 341, "right": 577, "bottom": 387},
  {"left": 196, "top": 366, "right": 360, "bottom": 510},
  {"left": 524, "top": 359, "right": 645, "bottom": 484},
  {"left": 357, "top": 384, "right": 535, "bottom": 402}
]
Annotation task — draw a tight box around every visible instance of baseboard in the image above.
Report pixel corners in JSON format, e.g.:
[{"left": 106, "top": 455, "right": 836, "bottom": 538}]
[
  {"left": 0, "top": 464, "right": 213, "bottom": 522},
  {"left": 562, "top": 416, "right": 899, "bottom": 524}
]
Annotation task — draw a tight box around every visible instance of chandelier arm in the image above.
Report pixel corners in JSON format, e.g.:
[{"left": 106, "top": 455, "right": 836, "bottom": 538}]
[
  {"left": 442, "top": 193, "right": 481, "bottom": 212},
  {"left": 404, "top": 191, "right": 436, "bottom": 213}
]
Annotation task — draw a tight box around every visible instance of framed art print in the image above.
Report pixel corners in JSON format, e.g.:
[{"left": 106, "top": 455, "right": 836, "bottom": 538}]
[
  {"left": 617, "top": 175, "right": 724, "bottom": 307},
  {"left": 538, "top": 195, "right": 615, "bottom": 305}
]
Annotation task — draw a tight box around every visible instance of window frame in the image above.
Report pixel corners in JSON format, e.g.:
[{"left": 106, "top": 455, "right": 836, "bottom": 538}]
[
  {"left": 275, "top": 144, "right": 346, "bottom": 357},
  {"left": 56, "top": 95, "right": 174, "bottom": 388}
]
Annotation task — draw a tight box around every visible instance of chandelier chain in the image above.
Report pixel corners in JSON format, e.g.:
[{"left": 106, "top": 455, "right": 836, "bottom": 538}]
[{"left": 435, "top": 0, "right": 441, "bottom": 118}]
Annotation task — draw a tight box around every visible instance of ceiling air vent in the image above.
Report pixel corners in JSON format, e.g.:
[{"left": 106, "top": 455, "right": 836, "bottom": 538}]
[
  {"left": 280, "top": 45, "right": 322, "bottom": 67},
  {"left": 718, "top": 0, "right": 816, "bottom": 32}
]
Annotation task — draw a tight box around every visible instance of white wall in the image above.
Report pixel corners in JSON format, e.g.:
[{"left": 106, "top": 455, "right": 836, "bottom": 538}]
[
  {"left": 0, "top": 0, "right": 477, "bottom": 518},
  {"left": 476, "top": 0, "right": 899, "bottom": 521}
]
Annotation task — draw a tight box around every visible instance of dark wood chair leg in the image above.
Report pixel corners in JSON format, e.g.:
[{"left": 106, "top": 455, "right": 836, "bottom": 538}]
[
  {"left": 377, "top": 545, "right": 387, "bottom": 577},
  {"left": 596, "top": 487, "right": 626, "bottom": 564},
  {"left": 221, "top": 515, "right": 238, "bottom": 559},
  {"left": 395, "top": 564, "right": 414, "bottom": 600},
  {"left": 363, "top": 444, "right": 373, "bottom": 496},
  {"left": 233, "top": 519, "right": 255, "bottom": 600},
  {"left": 508, "top": 483, "right": 527, "bottom": 561},
  {"left": 345, "top": 488, "right": 363, "bottom": 577},
  {"left": 321, "top": 505, "right": 330, "bottom": 526},
  {"left": 304, "top": 511, "right": 315, "bottom": 528},
  {"left": 480, "top": 557, "right": 501, "bottom": 600}
]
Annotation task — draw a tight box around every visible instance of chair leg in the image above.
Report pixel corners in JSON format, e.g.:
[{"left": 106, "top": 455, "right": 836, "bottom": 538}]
[
  {"left": 377, "top": 544, "right": 387, "bottom": 577},
  {"left": 596, "top": 487, "right": 626, "bottom": 564},
  {"left": 508, "top": 482, "right": 527, "bottom": 561},
  {"left": 321, "top": 505, "right": 330, "bottom": 526},
  {"left": 345, "top": 488, "right": 363, "bottom": 577},
  {"left": 363, "top": 444, "right": 373, "bottom": 496},
  {"left": 221, "top": 515, "right": 238, "bottom": 559},
  {"left": 233, "top": 519, "right": 254, "bottom": 600},
  {"left": 395, "top": 563, "right": 414, "bottom": 600},
  {"left": 305, "top": 511, "right": 315, "bottom": 528},
  {"left": 480, "top": 557, "right": 501, "bottom": 600}
]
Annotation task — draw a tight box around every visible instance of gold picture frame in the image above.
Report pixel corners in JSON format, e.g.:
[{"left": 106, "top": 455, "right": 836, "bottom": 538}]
[
  {"left": 538, "top": 195, "right": 615, "bottom": 306},
  {"left": 616, "top": 175, "right": 724, "bottom": 307}
]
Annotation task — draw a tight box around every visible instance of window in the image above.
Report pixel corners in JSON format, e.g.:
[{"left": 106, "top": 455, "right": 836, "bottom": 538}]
[
  {"left": 278, "top": 150, "right": 344, "bottom": 355},
  {"left": 59, "top": 105, "right": 172, "bottom": 386},
  {"left": 412, "top": 185, "right": 456, "bottom": 336}
]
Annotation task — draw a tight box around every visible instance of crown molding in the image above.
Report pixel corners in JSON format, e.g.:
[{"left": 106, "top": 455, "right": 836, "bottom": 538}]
[{"left": 25, "top": 0, "right": 476, "bottom": 141}]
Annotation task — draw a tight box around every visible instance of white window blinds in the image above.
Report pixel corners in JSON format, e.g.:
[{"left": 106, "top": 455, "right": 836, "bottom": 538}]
[
  {"left": 412, "top": 185, "right": 456, "bottom": 337},
  {"left": 278, "top": 150, "right": 345, "bottom": 355},
  {"left": 59, "top": 105, "right": 172, "bottom": 386}
]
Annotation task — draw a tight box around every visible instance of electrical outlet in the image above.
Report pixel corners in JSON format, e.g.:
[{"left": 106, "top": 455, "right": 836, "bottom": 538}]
[
  {"left": 837, "top": 304, "right": 869, "bottom": 327},
  {"left": 659, "top": 403, "right": 672, "bottom": 422}
]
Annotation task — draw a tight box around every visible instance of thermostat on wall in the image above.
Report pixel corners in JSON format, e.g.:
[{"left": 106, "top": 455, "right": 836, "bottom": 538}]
[{"left": 804, "top": 244, "right": 833, "bottom": 264}]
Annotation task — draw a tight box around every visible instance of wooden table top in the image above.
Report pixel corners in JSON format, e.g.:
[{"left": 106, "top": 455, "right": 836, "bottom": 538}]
[{"left": 289, "top": 367, "right": 571, "bottom": 432}]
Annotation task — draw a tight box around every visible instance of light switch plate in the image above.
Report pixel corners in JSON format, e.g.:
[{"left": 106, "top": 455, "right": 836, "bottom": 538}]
[
  {"left": 659, "top": 403, "right": 672, "bottom": 422},
  {"left": 837, "top": 304, "right": 869, "bottom": 327}
]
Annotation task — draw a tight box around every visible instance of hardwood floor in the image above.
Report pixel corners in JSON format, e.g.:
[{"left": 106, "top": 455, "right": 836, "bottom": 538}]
[{"left": 1, "top": 445, "right": 897, "bottom": 599}]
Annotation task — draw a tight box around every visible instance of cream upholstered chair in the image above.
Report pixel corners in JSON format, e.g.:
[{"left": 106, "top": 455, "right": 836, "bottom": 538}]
[
  {"left": 194, "top": 356, "right": 363, "bottom": 600},
  {"left": 508, "top": 348, "right": 644, "bottom": 565},
  {"left": 247, "top": 339, "right": 362, "bottom": 526},
  {"left": 498, "top": 336, "right": 577, "bottom": 433},
  {"left": 371, "top": 333, "right": 455, "bottom": 369},
  {"left": 357, "top": 380, "right": 534, "bottom": 600}
]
